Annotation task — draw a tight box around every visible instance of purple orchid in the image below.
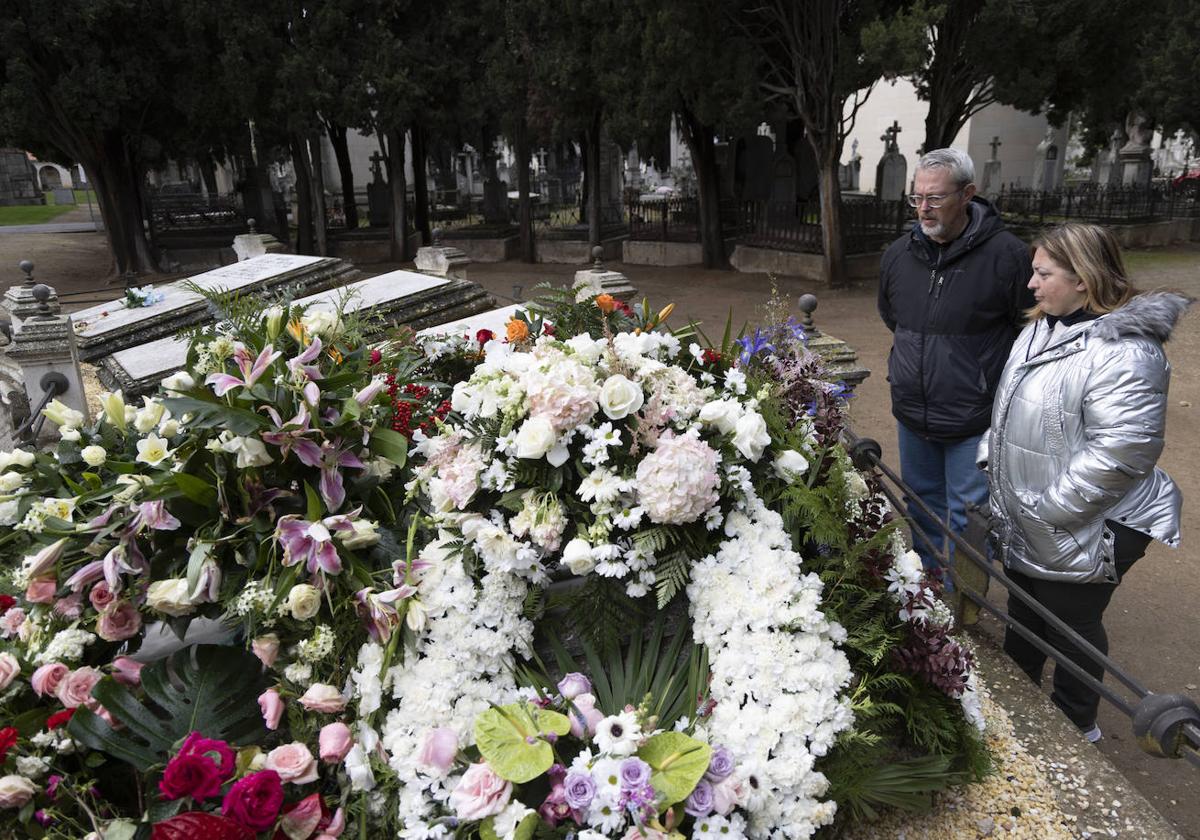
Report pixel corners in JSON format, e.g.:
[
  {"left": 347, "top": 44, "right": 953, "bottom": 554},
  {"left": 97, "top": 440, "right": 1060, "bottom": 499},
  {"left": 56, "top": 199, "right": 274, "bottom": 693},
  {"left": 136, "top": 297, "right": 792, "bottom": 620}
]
[
  {"left": 205, "top": 342, "right": 281, "bottom": 397},
  {"left": 275, "top": 514, "right": 355, "bottom": 575},
  {"left": 287, "top": 337, "right": 324, "bottom": 382},
  {"left": 354, "top": 585, "right": 416, "bottom": 642},
  {"left": 128, "top": 500, "right": 181, "bottom": 533}
]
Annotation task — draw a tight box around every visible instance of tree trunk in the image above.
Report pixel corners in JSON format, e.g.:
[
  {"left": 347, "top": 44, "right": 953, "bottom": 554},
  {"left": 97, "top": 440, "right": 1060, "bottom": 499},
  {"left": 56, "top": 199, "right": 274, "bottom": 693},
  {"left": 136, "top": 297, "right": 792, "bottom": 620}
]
[
  {"left": 291, "top": 135, "right": 314, "bottom": 255},
  {"left": 676, "top": 106, "right": 727, "bottom": 269},
  {"left": 515, "top": 117, "right": 536, "bottom": 263},
  {"left": 586, "top": 112, "right": 602, "bottom": 249},
  {"left": 309, "top": 131, "right": 328, "bottom": 257},
  {"left": 812, "top": 138, "right": 848, "bottom": 288},
  {"left": 411, "top": 122, "right": 432, "bottom": 245},
  {"left": 85, "top": 132, "right": 160, "bottom": 279},
  {"left": 921, "top": 3, "right": 985, "bottom": 154},
  {"left": 388, "top": 126, "right": 410, "bottom": 262},
  {"left": 325, "top": 120, "right": 360, "bottom": 230}
]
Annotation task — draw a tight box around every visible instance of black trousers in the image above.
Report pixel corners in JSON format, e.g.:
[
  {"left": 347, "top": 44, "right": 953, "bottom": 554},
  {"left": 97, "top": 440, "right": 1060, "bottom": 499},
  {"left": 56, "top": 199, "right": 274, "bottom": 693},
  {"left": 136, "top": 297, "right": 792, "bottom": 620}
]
[{"left": 1003, "top": 522, "right": 1152, "bottom": 730}]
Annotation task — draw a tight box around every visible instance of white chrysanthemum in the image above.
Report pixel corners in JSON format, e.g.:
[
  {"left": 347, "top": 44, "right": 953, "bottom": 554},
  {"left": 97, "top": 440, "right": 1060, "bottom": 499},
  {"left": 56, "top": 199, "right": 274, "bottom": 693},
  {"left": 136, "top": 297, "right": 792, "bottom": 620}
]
[{"left": 635, "top": 431, "right": 720, "bottom": 525}]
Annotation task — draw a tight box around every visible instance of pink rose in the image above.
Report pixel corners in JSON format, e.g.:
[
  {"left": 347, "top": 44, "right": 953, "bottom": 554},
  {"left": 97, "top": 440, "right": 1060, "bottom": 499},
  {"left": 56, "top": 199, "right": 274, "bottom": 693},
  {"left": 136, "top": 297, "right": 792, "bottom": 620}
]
[
  {"left": 297, "top": 683, "right": 347, "bottom": 713},
  {"left": 251, "top": 634, "right": 280, "bottom": 669},
  {"left": 0, "top": 775, "right": 37, "bottom": 809},
  {"left": 53, "top": 593, "right": 83, "bottom": 619},
  {"left": 31, "top": 662, "right": 68, "bottom": 697},
  {"left": 88, "top": 581, "right": 116, "bottom": 612},
  {"left": 0, "top": 607, "right": 25, "bottom": 638},
  {"left": 448, "top": 762, "right": 512, "bottom": 821},
  {"left": 111, "top": 657, "right": 144, "bottom": 687},
  {"left": 318, "top": 722, "right": 353, "bottom": 764},
  {"left": 55, "top": 666, "right": 103, "bottom": 709},
  {"left": 96, "top": 601, "right": 142, "bottom": 642},
  {"left": 258, "top": 688, "right": 284, "bottom": 730},
  {"left": 280, "top": 792, "right": 324, "bottom": 839},
  {"left": 568, "top": 693, "right": 606, "bottom": 739},
  {"left": 711, "top": 776, "right": 746, "bottom": 816},
  {"left": 556, "top": 672, "right": 592, "bottom": 700},
  {"left": 265, "top": 742, "right": 319, "bottom": 785},
  {"left": 0, "top": 653, "right": 19, "bottom": 691},
  {"left": 417, "top": 727, "right": 459, "bottom": 773},
  {"left": 25, "top": 578, "right": 57, "bottom": 604},
  {"left": 315, "top": 807, "right": 346, "bottom": 839}
]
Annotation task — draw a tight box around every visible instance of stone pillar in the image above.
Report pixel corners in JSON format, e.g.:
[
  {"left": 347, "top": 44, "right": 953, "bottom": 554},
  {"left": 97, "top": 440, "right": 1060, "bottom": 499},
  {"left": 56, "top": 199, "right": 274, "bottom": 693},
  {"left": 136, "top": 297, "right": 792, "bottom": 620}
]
[
  {"left": 5, "top": 283, "right": 90, "bottom": 444},
  {"left": 232, "top": 218, "right": 288, "bottom": 261},
  {"left": 2, "top": 260, "right": 60, "bottom": 331},
  {"left": 1119, "top": 111, "right": 1154, "bottom": 188},
  {"left": 572, "top": 246, "right": 637, "bottom": 302},
  {"left": 415, "top": 228, "right": 472, "bottom": 281},
  {"left": 797, "top": 294, "right": 869, "bottom": 390}
]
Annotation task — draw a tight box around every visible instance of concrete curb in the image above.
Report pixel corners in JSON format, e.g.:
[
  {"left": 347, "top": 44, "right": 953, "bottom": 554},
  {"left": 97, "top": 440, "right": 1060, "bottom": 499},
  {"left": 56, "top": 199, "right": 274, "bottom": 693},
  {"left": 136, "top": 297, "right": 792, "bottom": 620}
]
[{"left": 968, "top": 628, "right": 1183, "bottom": 839}]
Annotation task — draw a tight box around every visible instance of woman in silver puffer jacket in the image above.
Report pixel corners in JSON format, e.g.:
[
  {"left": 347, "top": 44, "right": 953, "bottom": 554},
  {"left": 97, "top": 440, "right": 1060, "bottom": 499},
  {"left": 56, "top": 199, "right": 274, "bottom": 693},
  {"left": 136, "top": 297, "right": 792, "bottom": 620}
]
[{"left": 983, "top": 222, "right": 1190, "bottom": 742}]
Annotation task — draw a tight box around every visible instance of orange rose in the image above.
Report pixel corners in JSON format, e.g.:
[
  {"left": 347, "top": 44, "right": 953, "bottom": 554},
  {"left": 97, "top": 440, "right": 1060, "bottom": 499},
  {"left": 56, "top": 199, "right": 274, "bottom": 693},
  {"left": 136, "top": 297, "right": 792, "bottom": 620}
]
[
  {"left": 595, "top": 294, "right": 617, "bottom": 314},
  {"left": 506, "top": 318, "right": 530, "bottom": 343}
]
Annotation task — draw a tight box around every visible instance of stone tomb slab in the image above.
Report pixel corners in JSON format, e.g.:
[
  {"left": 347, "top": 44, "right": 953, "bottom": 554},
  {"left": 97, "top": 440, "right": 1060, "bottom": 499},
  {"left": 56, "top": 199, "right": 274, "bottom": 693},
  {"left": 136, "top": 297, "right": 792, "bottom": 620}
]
[
  {"left": 71, "top": 254, "right": 358, "bottom": 362},
  {"left": 416, "top": 304, "right": 523, "bottom": 339},
  {"left": 97, "top": 269, "right": 495, "bottom": 395}
]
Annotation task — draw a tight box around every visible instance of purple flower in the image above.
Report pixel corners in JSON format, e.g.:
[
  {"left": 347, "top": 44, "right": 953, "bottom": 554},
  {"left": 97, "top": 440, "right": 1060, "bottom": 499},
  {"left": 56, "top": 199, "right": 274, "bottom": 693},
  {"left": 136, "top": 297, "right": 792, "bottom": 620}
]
[
  {"left": 538, "top": 784, "right": 573, "bottom": 828},
  {"left": 206, "top": 343, "right": 280, "bottom": 396},
  {"left": 292, "top": 437, "right": 365, "bottom": 512},
  {"left": 562, "top": 771, "right": 596, "bottom": 811},
  {"left": 129, "top": 500, "right": 181, "bottom": 533},
  {"left": 275, "top": 514, "right": 354, "bottom": 575},
  {"left": 101, "top": 539, "right": 147, "bottom": 592},
  {"left": 704, "top": 746, "right": 734, "bottom": 782},
  {"left": 261, "top": 404, "right": 316, "bottom": 461},
  {"left": 354, "top": 378, "right": 385, "bottom": 406},
  {"left": 684, "top": 779, "right": 715, "bottom": 817},
  {"left": 619, "top": 757, "right": 651, "bottom": 790},
  {"left": 557, "top": 672, "right": 592, "bottom": 700},
  {"left": 355, "top": 585, "right": 415, "bottom": 642},
  {"left": 287, "top": 337, "right": 324, "bottom": 382}
]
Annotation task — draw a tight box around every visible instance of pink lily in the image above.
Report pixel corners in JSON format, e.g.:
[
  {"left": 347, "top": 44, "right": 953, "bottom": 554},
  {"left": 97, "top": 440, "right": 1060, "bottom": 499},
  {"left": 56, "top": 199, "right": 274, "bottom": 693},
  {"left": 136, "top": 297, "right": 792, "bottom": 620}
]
[
  {"left": 128, "top": 500, "right": 180, "bottom": 533},
  {"left": 205, "top": 342, "right": 281, "bottom": 397},
  {"left": 275, "top": 514, "right": 355, "bottom": 575},
  {"left": 65, "top": 560, "right": 104, "bottom": 593},
  {"left": 261, "top": 404, "right": 316, "bottom": 460},
  {"left": 24, "top": 539, "right": 68, "bottom": 579},
  {"left": 292, "top": 437, "right": 365, "bottom": 512},
  {"left": 354, "top": 585, "right": 415, "bottom": 642},
  {"left": 353, "top": 378, "right": 385, "bottom": 406},
  {"left": 288, "top": 337, "right": 325, "bottom": 382},
  {"left": 101, "top": 539, "right": 148, "bottom": 593}
]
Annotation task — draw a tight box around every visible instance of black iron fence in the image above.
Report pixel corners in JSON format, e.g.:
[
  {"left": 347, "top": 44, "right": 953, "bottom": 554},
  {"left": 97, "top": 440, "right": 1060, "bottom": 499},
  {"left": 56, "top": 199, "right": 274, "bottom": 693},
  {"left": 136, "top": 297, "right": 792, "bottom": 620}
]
[
  {"left": 626, "top": 195, "right": 908, "bottom": 254},
  {"left": 995, "top": 183, "right": 1200, "bottom": 227},
  {"left": 147, "top": 192, "right": 245, "bottom": 235}
]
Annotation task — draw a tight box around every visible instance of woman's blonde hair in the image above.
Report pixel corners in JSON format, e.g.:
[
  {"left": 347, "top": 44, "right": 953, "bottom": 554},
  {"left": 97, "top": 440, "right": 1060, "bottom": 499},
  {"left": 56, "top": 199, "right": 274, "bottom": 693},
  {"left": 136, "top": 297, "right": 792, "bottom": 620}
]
[{"left": 1028, "top": 223, "right": 1138, "bottom": 320}]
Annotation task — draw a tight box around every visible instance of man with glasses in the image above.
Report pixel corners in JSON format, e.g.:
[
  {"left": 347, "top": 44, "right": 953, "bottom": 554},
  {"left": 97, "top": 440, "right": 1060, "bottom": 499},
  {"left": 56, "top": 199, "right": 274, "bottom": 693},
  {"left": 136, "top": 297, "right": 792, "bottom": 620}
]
[{"left": 878, "top": 148, "right": 1033, "bottom": 584}]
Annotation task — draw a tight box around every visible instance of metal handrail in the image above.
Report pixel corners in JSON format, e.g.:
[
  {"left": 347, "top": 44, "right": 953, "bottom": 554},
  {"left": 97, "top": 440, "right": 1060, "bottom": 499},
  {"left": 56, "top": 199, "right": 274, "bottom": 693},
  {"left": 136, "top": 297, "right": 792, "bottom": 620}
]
[
  {"left": 844, "top": 431, "right": 1200, "bottom": 768},
  {"left": 15, "top": 372, "right": 69, "bottom": 444}
]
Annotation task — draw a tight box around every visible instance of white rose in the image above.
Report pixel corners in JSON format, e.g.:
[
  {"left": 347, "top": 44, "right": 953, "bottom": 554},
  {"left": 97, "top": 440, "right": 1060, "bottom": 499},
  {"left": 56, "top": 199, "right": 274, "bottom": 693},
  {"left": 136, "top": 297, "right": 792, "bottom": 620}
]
[
  {"left": 4, "top": 450, "right": 35, "bottom": 469},
  {"left": 287, "top": 584, "right": 322, "bottom": 621},
  {"left": 562, "top": 538, "right": 595, "bottom": 575},
  {"left": 220, "top": 435, "right": 272, "bottom": 469},
  {"left": 145, "top": 579, "right": 195, "bottom": 617},
  {"left": 0, "top": 774, "right": 37, "bottom": 809},
  {"left": 598, "top": 375, "right": 645, "bottom": 420},
  {"left": 698, "top": 398, "right": 743, "bottom": 435},
  {"left": 301, "top": 309, "right": 341, "bottom": 337},
  {"left": 160, "top": 371, "right": 195, "bottom": 393},
  {"left": 772, "top": 449, "right": 809, "bottom": 482},
  {"left": 514, "top": 416, "right": 557, "bottom": 460},
  {"left": 80, "top": 446, "right": 107, "bottom": 468},
  {"left": 732, "top": 411, "right": 771, "bottom": 462},
  {"left": 0, "top": 472, "right": 24, "bottom": 493},
  {"left": 59, "top": 427, "right": 81, "bottom": 443}
]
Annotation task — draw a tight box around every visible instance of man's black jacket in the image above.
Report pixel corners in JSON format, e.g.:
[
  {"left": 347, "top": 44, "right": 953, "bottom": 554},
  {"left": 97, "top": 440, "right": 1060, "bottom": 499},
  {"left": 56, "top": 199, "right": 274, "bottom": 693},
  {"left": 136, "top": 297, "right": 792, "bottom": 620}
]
[{"left": 877, "top": 197, "right": 1034, "bottom": 441}]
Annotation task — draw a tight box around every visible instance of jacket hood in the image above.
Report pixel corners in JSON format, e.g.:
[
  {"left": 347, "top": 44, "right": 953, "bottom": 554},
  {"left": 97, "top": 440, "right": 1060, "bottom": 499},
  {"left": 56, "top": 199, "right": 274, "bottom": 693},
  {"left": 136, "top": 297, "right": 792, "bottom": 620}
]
[
  {"left": 1092, "top": 291, "right": 1193, "bottom": 343},
  {"left": 909, "top": 196, "right": 1008, "bottom": 266}
]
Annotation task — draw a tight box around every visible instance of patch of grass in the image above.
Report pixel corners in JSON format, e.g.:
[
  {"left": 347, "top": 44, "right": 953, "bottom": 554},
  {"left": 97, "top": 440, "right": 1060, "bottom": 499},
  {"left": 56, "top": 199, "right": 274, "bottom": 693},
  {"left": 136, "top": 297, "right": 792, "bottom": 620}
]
[
  {"left": 1122, "top": 246, "right": 1200, "bottom": 270},
  {"left": 0, "top": 203, "right": 75, "bottom": 226}
]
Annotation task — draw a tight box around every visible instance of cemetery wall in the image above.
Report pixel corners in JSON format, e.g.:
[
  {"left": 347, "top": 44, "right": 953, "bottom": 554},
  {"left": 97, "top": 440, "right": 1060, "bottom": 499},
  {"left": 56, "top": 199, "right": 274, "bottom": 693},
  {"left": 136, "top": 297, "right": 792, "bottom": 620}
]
[
  {"left": 729, "top": 244, "right": 881, "bottom": 283},
  {"left": 537, "top": 238, "right": 624, "bottom": 265},
  {"left": 622, "top": 239, "right": 705, "bottom": 267}
]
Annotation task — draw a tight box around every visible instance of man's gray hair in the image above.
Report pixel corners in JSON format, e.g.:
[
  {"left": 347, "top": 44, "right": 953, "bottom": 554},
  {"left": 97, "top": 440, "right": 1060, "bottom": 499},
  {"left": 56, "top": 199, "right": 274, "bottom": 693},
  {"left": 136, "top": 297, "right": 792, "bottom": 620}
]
[{"left": 916, "top": 148, "right": 975, "bottom": 185}]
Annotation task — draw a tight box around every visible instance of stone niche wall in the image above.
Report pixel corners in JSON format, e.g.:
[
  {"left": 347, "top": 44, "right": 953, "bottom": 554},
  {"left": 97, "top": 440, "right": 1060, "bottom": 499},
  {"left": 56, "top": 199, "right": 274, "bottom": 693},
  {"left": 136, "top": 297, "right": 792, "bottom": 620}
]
[{"left": 0, "top": 149, "right": 45, "bottom": 206}]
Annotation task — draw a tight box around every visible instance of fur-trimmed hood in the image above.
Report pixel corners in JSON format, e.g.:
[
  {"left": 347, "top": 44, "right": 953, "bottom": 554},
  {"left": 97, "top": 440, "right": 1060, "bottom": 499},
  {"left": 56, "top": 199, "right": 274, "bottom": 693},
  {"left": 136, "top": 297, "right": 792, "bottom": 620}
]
[{"left": 1092, "top": 291, "right": 1193, "bottom": 343}]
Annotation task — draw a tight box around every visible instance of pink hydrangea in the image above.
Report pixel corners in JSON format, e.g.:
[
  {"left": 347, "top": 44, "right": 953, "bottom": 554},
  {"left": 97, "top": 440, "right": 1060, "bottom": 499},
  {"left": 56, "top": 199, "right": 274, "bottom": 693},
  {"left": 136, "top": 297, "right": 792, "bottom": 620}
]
[
  {"left": 523, "top": 357, "right": 600, "bottom": 433},
  {"left": 635, "top": 431, "right": 720, "bottom": 525}
]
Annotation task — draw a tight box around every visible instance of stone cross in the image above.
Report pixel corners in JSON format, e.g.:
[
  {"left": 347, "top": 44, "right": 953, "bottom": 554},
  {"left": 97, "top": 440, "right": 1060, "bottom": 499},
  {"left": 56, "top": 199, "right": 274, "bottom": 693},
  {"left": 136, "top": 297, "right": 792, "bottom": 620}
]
[
  {"left": 369, "top": 151, "right": 386, "bottom": 184},
  {"left": 881, "top": 121, "right": 902, "bottom": 152},
  {"left": 989, "top": 136, "right": 1002, "bottom": 161}
]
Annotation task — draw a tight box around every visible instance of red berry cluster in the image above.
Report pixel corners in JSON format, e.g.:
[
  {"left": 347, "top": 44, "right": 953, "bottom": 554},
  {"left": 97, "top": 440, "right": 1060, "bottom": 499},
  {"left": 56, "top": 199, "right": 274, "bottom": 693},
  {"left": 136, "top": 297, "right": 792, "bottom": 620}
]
[
  {"left": 701, "top": 348, "right": 722, "bottom": 365},
  {"left": 385, "top": 376, "right": 451, "bottom": 439}
]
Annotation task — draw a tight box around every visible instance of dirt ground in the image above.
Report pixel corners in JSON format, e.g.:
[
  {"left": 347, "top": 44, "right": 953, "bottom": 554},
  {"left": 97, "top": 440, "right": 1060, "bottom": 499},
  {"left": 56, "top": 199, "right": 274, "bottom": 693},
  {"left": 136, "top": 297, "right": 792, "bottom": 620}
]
[{"left": 2, "top": 230, "right": 1198, "bottom": 837}]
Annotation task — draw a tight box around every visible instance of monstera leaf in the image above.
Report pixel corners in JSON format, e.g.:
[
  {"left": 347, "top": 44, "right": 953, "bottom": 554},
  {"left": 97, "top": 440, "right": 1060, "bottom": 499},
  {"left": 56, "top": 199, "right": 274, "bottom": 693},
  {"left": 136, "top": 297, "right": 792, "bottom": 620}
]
[
  {"left": 637, "top": 732, "right": 712, "bottom": 806},
  {"left": 68, "top": 645, "right": 269, "bottom": 772},
  {"left": 474, "top": 702, "right": 571, "bottom": 783}
]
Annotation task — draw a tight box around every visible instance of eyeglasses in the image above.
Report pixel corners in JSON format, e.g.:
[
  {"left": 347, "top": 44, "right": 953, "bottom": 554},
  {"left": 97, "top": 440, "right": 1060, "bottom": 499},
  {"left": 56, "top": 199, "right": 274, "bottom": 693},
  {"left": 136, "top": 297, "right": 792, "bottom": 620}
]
[{"left": 906, "top": 187, "right": 965, "bottom": 209}]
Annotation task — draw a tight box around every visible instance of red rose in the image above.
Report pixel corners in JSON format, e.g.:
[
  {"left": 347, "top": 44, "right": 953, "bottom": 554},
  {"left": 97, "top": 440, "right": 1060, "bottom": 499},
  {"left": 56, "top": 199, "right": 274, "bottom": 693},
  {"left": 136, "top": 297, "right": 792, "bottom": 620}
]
[
  {"left": 542, "top": 323, "right": 557, "bottom": 336},
  {"left": 0, "top": 594, "right": 15, "bottom": 614},
  {"left": 177, "top": 732, "right": 236, "bottom": 781},
  {"left": 159, "top": 753, "right": 223, "bottom": 802},
  {"left": 0, "top": 726, "right": 18, "bottom": 762},
  {"left": 222, "top": 769, "right": 283, "bottom": 832},
  {"left": 476, "top": 328, "right": 494, "bottom": 346},
  {"left": 45, "top": 708, "right": 75, "bottom": 730},
  {"left": 369, "top": 348, "right": 382, "bottom": 365}
]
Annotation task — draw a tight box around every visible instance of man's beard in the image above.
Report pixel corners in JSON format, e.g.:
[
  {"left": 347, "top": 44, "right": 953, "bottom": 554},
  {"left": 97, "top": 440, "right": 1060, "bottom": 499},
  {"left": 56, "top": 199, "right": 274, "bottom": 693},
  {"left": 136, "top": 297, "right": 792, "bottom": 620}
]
[{"left": 920, "top": 218, "right": 947, "bottom": 239}]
